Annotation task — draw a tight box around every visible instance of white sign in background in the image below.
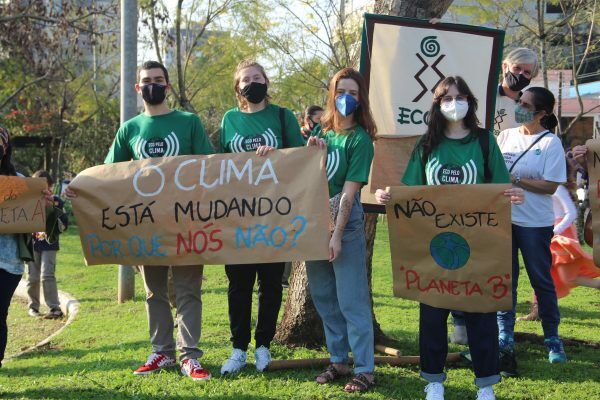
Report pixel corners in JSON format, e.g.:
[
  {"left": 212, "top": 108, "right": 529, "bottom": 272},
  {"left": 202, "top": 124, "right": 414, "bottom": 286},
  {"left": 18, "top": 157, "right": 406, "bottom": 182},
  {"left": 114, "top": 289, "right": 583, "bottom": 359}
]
[{"left": 369, "top": 24, "right": 495, "bottom": 137}]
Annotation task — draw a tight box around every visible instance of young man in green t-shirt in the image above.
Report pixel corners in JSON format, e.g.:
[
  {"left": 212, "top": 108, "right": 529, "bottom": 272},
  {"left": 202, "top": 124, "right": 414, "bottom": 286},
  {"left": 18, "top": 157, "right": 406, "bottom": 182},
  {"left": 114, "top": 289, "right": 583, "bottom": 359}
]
[{"left": 70, "top": 61, "right": 214, "bottom": 380}]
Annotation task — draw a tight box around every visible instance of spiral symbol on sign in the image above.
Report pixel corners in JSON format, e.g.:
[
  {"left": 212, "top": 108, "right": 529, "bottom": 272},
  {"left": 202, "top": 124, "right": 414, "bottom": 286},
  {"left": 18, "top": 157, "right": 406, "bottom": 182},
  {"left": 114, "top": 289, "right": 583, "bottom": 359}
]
[{"left": 420, "top": 36, "right": 440, "bottom": 57}]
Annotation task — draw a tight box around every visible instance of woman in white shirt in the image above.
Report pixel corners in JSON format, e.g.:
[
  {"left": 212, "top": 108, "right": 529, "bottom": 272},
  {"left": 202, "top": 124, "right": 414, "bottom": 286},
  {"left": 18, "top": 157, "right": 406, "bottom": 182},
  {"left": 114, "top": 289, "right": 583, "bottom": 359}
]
[{"left": 496, "top": 87, "right": 567, "bottom": 375}]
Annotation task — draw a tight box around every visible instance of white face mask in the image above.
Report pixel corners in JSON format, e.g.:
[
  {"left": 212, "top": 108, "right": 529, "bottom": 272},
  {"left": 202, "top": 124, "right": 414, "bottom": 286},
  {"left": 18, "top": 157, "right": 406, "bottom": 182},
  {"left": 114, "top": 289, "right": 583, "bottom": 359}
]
[{"left": 440, "top": 100, "right": 469, "bottom": 122}]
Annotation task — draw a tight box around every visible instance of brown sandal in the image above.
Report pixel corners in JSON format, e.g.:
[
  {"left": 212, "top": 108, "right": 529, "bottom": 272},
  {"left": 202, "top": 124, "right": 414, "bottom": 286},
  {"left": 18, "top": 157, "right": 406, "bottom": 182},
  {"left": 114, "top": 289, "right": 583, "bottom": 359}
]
[
  {"left": 316, "top": 364, "right": 350, "bottom": 384},
  {"left": 343, "top": 373, "right": 375, "bottom": 393}
]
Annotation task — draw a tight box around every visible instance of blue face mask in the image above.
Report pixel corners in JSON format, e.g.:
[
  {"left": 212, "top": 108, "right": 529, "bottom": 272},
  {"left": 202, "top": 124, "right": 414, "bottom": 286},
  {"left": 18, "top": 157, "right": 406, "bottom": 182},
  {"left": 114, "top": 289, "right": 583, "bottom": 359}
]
[{"left": 335, "top": 94, "right": 358, "bottom": 117}]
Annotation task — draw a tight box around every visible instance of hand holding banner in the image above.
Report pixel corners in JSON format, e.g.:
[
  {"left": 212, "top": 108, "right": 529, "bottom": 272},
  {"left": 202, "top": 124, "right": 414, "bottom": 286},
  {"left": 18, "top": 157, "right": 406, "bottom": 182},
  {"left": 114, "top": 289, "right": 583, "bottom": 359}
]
[
  {"left": 385, "top": 184, "right": 512, "bottom": 312},
  {"left": 0, "top": 176, "right": 47, "bottom": 234},
  {"left": 70, "top": 147, "right": 330, "bottom": 266}
]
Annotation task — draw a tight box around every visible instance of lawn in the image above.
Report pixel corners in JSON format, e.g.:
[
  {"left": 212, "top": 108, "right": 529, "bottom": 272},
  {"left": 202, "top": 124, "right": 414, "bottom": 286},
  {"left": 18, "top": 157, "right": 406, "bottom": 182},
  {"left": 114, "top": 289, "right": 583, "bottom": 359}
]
[{"left": 0, "top": 222, "right": 599, "bottom": 400}]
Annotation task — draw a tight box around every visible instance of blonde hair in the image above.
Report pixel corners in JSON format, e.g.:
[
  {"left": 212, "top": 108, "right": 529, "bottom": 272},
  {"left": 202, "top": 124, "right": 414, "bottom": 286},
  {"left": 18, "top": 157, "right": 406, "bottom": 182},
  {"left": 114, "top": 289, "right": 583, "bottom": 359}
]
[
  {"left": 503, "top": 47, "right": 539, "bottom": 78},
  {"left": 233, "top": 59, "right": 270, "bottom": 111}
]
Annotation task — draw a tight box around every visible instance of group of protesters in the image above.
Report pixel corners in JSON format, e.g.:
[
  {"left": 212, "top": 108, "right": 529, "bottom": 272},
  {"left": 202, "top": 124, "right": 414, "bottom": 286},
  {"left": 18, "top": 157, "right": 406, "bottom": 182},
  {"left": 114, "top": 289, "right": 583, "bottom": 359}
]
[{"left": 1, "top": 42, "right": 599, "bottom": 400}]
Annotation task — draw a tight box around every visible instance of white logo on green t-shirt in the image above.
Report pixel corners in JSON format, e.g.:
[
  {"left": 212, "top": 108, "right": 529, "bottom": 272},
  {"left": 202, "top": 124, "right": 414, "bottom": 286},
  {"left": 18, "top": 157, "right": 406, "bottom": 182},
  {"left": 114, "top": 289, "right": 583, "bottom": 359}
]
[
  {"left": 230, "top": 129, "right": 279, "bottom": 153},
  {"left": 135, "top": 132, "right": 180, "bottom": 158},
  {"left": 326, "top": 149, "right": 340, "bottom": 181},
  {"left": 426, "top": 157, "right": 477, "bottom": 185}
]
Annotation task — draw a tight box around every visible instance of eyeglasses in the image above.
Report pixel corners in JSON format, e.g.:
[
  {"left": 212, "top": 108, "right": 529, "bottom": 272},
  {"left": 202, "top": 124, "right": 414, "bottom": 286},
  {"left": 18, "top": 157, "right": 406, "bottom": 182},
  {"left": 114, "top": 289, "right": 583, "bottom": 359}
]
[{"left": 440, "top": 95, "right": 468, "bottom": 103}]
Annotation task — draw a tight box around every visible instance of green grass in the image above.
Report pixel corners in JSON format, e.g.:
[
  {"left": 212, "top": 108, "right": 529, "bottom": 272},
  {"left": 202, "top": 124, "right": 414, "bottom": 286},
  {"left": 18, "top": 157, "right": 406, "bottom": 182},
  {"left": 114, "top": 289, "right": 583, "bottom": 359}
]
[
  {"left": 1, "top": 222, "right": 599, "bottom": 399},
  {"left": 5, "top": 298, "right": 65, "bottom": 356}
]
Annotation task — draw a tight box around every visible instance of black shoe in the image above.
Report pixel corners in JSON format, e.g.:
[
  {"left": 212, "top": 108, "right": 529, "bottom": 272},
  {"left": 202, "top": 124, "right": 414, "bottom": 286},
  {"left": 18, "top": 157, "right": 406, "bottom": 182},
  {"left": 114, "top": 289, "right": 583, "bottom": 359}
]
[
  {"left": 44, "top": 308, "right": 64, "bottom": 319},
  {"left": 499, "top": 348, "right": 519, "bottom": 378}
]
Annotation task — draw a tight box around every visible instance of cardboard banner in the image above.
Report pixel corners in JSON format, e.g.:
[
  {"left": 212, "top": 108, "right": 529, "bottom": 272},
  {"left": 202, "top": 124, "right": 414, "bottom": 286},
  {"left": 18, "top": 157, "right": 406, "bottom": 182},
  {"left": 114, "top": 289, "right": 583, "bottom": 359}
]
[
  {"left": 70, "top": 147, "right": 330, "bottom": 266},
  {"left": 359, "top": 14, "right": 504, "bottom": 209},
  {"left": 386, "top": 184, "right": 512, "bottom": 312},
  {"left": 586, "top": 139, "right": 600, "bottom": 266},
  {"left": 0, "top": 176, "right": 46, "bottom": 234}
]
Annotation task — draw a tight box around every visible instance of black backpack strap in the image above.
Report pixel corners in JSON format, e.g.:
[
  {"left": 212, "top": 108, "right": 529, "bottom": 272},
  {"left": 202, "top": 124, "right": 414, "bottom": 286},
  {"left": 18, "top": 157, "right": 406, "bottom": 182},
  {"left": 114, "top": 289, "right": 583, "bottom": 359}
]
[
  {"left": 477, "top": 128, "right": 492, "bottom": 183},
  {"left": 279, "top": 106, "right": 287, "bottom": 149}
]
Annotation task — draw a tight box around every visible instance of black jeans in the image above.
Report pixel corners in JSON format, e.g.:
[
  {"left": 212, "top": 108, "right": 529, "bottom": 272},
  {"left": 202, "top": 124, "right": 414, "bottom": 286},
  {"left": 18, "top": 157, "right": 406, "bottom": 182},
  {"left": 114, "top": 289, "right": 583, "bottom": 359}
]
[
  {"left": 420, "top": 303, "right": 501, "bottom": 388},
  {"left": 225, "top": 263, "right": 284, "bottom": 351},
  {"left": 0, "top": 269, "right": 22, "bottom": 367}
]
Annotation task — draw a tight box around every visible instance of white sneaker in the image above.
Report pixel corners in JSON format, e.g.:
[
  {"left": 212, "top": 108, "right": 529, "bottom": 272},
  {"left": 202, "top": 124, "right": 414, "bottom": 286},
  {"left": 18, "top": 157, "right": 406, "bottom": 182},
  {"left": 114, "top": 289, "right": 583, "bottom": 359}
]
[
  {"left": 424, "top": 382, "right": 445, "bottom": 400},
  {"left": 220, "top": 348, "right": 247, "bottom": 375},
  {"left": 254, "top": 346, "right": 271, "bottom": 372},
  {"left": 449, "top": 325, "right": 468, "bottom": 345},
  {"left": 476, "top": 386, "right": 496, "bottom": 400}
]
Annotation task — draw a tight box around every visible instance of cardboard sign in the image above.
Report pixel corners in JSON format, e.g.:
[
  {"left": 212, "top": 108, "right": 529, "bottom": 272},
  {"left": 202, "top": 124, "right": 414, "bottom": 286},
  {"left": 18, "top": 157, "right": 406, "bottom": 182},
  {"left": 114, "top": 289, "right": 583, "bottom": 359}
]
[
  {"left": 386, "top": 184, "right": 512, "bottom": 312},
  {"left": 0, "top": 176, "right": 46, "bottom": 234},
  {"left": 586, "top": 139, "right": 600, "bottom": 266},
  {"left": 360, "top": 14, "right": 504, "bottom": 209},
  {"left": 70, "top": 147, "right": 330, "bottom": 266}
]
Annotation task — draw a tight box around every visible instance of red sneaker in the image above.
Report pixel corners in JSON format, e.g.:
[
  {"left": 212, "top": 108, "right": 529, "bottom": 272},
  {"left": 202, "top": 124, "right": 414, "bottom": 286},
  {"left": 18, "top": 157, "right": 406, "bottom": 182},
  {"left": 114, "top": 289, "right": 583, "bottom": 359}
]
[
  {"left": 133, "top": 353, "right": 177, "bottom": 375},
  {"left": 181, "top": 358, "right": 212, "bottom": 381}
]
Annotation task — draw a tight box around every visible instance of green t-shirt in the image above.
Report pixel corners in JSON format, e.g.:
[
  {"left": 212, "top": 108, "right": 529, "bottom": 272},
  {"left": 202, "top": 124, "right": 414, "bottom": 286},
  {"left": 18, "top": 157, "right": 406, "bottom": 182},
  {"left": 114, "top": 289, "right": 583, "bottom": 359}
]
[
  {"left": 219, "top": 104, "right": 304, "bottom": 153},
  {"left": 104, "top": 109, "right": 214, "bottom": 163},
  {"left": 318, "top": 126, "right": 374, "bottom": 197},
  {"left": 402, "top": 131, "right": 510, "bottom": 186}
]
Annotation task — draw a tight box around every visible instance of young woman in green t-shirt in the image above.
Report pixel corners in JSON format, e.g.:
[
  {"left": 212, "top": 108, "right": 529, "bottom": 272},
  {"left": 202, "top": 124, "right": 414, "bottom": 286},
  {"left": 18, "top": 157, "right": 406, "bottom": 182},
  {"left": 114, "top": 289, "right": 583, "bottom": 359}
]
[
  {"left": 219, "top": 59, "right": 304, "bottom": 376},
  {"left": 305, "top": 68, "right": 376, "bottom": 393},
  {"left": 375, "top": 76, "right": 523, "bottom": 400}
]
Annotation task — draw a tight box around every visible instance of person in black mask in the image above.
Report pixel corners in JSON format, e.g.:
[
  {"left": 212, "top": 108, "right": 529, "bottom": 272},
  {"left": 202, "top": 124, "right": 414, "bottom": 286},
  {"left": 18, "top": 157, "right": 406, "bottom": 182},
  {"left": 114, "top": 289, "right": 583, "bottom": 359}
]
[
  {"left": 219, "top": 59, "right": 304, "bottom": 376},
  {"left": 67, "top": 60, "right": 215, "bottom": 381},
  {"left": 493, "top": 48, "right": 539, "bottom": 136},
  {"left": 300, "top": 105, "right": 324, "bottom": 142}
]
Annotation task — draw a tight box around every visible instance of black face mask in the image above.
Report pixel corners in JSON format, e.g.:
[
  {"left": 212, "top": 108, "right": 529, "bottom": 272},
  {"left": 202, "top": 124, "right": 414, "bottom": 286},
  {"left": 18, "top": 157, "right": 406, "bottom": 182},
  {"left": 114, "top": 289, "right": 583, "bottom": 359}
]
[
  {"left": 141, "top": 83, "right": 167, "bottom": 105},
  {"left": 504, "top": 71, "right": 531, "bottom": 92},
  {"left": 240, "top": 82, "right": 268, "bottom": 104}
]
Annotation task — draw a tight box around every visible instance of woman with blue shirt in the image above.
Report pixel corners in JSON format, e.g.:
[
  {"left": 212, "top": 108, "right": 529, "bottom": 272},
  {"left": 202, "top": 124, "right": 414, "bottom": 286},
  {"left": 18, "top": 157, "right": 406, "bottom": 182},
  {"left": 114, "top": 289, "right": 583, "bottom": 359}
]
[{"left": 0, "top": 126, "right": 53, "bottom": 367}]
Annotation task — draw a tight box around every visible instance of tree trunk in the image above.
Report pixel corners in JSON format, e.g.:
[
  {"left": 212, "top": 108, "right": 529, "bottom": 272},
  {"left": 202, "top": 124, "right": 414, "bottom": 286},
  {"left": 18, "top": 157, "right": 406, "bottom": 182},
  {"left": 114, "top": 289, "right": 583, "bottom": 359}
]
[
  {"left": 275, "top": 261, "right": 324, "bottom": 347},
  {"left": 276, "top": 0, "right": 455, "bottom": 348}
]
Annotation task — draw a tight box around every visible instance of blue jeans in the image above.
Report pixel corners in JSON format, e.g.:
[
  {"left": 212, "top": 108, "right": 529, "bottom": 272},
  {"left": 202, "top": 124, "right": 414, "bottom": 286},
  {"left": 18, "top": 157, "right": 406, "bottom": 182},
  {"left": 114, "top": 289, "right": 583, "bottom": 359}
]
[
  {"left": 306, "top": 196, "right": 374, "bottom": 374},
  {"left": 497, "top": 224, "right": 560, "bottom": 347},
  {"left": 420, "top": 304, "right": 501, "bottom": 388}
]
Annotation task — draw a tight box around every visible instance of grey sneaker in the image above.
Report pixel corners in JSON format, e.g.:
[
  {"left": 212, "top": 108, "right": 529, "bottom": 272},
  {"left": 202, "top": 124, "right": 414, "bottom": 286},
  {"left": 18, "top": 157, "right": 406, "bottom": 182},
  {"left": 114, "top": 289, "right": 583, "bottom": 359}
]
[
  {"left": 476, "top": 385, "right": 496, "bottom": 400},
  {"left": 254, "top": 346, "right": 271, "bottom": 372},
  {"left": 220, "top": 348, "right": 247, "bottom": 375},
  {"left": 424, "top": 382, "right": 445, "bottom": 400},
  {"left": 28, "top": 308, "right": 41, "bottom": 317}
]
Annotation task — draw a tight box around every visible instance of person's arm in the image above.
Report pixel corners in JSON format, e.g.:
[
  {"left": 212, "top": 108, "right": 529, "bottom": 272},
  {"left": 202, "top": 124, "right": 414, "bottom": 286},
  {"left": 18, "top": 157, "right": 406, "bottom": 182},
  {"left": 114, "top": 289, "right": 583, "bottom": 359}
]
[
  {"left": 329, "top": 181, "right": 362, "bottom": 261},
  {"left": 192, "top": 115, "right": 215, "bottom": 155},
  {"left": 512, "top": 176, "right": 559, "bottom": 194},
  {"left": 104, "top": 126, "right": 132, "bottom": 164},
  {"left": 513, "top": 136, "right": 566, "bottom": 195},
  {"left": 401, "top": 142, "right": 426, "bottom": 186},
  {"left": 283, "top": 108, "right": 305, "bottom": 148},
  {"left": 553, "top": 185, "right": 577, "bottom": 235},
  {"left": 570, "top": 145, "right": 588, "bottom": 171},
  {"left": 329, "top": 132, "right": 373, "bottom": 260}
]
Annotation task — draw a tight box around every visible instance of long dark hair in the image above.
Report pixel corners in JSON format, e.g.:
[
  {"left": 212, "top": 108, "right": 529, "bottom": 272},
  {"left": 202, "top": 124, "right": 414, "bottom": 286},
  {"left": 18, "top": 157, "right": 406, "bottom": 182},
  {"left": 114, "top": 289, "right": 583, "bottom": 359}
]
[
  {"left": 419, "top": 76, "right": 479, "bottom": 163},
  {"left": 320, "top": 68, "right": 377, "bottom": 140},
  {"left": 0, "top": 125, "right": 17, "bottom": 176},
  {"left": 525, "top": 86, "right": 559, "bottom": 131}
]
